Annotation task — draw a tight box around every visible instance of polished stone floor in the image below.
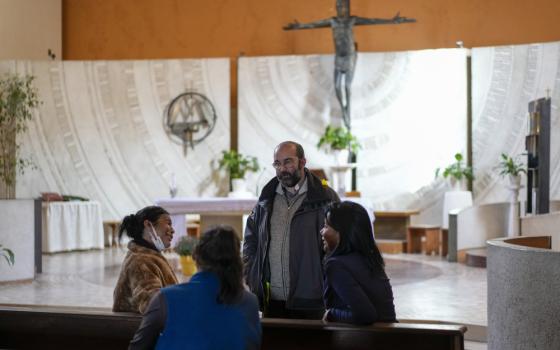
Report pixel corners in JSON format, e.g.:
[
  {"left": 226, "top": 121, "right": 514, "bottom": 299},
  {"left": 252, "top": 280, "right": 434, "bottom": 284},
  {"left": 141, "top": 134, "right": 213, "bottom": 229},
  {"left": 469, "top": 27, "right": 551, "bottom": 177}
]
[{"left": 0, "top": 248, "right": 487, "bottom": 349}]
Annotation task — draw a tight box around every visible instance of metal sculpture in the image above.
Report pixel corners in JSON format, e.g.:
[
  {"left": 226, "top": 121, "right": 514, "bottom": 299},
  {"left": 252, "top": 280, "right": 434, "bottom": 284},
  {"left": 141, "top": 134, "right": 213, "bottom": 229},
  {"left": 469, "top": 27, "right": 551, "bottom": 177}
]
[
  {"left": 284, "top": 0, "right": 415, "bottom": 130},
  {"left": 165, "top": 92, "right": 217, "bottom": 155}
]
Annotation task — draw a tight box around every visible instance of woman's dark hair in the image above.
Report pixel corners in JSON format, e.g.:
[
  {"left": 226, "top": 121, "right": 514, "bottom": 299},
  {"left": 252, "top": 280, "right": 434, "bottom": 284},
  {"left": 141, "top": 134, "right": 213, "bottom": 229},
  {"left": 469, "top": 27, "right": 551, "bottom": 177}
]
[
  {"left": 325, "top": 201, "right": 385, "bottom": 270},
  {"left": 193, "top": 225, "right": 243, "bottom": 304},
  {"left": 118, "top": 206, "right": 169, "bottom": 241}
]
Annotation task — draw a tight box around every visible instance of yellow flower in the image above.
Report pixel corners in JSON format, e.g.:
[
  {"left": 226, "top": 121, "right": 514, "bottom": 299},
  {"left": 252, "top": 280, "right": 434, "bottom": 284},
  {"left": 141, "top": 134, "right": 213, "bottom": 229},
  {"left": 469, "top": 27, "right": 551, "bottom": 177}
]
[{"left": 321, "top": 179, "right": 329, "bottom": 187}]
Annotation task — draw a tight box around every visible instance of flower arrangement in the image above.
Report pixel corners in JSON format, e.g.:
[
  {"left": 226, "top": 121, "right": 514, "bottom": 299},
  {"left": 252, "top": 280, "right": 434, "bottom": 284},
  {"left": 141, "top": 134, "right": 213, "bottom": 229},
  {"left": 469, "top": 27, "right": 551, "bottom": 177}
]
[
  {"left": 174, "top": 235, "right": 199, "bottom": 256},
  {"left": 174, "top": 235, "right": 198, "bottom": 276}
]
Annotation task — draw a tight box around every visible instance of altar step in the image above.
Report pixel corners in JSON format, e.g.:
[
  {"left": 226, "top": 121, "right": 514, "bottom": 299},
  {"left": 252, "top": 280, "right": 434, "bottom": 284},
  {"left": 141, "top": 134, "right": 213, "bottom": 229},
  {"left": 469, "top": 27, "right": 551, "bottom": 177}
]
[
  {"left": 377, "top": 239, "right": 407, "bottom": 254},
  {"left": 465, "top": 248, "right": 487, "bottom": 268}
]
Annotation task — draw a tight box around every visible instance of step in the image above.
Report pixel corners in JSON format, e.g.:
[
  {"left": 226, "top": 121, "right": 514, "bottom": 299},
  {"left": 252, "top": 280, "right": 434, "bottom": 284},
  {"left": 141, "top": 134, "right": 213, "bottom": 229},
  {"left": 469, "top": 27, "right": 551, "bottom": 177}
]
[
  {"left": 377, "top": 239, "right": 407, "bottom": 254},
  {"left": 465, "top": 248, "right": 487, "bottom": 268}
]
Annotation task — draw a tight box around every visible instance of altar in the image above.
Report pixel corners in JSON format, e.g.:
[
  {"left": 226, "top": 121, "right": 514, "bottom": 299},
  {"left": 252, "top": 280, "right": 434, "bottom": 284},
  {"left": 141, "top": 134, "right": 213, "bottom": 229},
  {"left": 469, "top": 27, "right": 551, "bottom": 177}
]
[
  {"left": 154, "top": 197, "right": 257, "bottom": 244},
  {"left": 155, "top": 196, "right": 376, "bottom": 245}
]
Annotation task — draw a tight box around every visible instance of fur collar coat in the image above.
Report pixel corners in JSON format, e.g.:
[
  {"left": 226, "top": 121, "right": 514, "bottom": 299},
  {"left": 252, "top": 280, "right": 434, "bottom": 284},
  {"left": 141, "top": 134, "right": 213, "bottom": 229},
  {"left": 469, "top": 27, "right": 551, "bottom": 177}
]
[{"left": 113, "top": 240, "right": 178, "bottom": 314}]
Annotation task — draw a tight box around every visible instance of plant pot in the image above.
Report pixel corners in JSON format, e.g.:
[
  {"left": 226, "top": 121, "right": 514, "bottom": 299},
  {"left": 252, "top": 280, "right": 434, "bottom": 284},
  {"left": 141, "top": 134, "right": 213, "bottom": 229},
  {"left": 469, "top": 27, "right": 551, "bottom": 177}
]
[
  {"left": 228, "top": 178, "right": 254, "bottom": 198},
  {"left": 333, "top": 149, "right": 350, "bottom": 165},
  {"left": 448, "top": 177, "right": 466, "bottom": 191},
  {"left": 508, "top": 174, "right": 521, "bottom": 188},
  {"left": 232, "top": 178, "right": 247, "bottom": 193},
  {"left": 179, "top": 255, "right": 197, "bottom": 276}
]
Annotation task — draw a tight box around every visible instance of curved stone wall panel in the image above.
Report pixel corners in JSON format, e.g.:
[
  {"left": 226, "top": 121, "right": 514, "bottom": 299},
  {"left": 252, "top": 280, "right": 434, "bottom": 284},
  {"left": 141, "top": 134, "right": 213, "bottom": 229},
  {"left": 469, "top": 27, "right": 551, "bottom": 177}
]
[
  {"left": 0, "top": 59, "right": 230, "bottom": 220},
  {"left": 456, "top": 202, "right": 510, "bottom": 250},
  {"left": 472, "top": 42, "right": 560, "bottom": 204},
  {"left": 239, "top": 50, "right": 468, "bottom": 210},
  {"left": 488, "top": 237, "right": 560, "bottom": 349}
]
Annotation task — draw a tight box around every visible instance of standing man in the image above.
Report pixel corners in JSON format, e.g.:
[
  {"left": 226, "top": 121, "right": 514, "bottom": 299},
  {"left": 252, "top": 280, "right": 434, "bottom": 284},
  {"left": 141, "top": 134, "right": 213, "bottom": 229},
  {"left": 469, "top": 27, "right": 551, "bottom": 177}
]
[{"left": 243, "top": 141, "right": 339, "bottom": 319}]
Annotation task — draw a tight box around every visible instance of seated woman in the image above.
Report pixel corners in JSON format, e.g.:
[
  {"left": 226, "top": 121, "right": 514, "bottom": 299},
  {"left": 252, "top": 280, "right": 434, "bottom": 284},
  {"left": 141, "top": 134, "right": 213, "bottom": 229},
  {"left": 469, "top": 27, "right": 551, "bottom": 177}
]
[
  {"left": 321, "top": 201, "right": 396, "bottom": 325},
  {"left": 113, "top": 206, "right": 178, "bottom": 314},
  {"left": 129, "top": 225, "right": 262, "bottom": 350}
]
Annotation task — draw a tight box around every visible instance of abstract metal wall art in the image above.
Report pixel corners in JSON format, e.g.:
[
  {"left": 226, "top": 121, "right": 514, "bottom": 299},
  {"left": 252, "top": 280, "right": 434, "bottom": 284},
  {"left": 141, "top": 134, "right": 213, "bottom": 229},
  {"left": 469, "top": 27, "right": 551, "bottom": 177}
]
[{"left": 165, "top": 91, "right": 217, "bottom": 155}]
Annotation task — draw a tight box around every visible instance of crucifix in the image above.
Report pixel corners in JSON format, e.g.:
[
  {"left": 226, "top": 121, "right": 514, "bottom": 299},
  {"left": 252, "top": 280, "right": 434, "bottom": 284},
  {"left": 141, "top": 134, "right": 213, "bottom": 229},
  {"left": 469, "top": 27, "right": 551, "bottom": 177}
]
[{"left": 284, "top": 0, "right": 416, "bottom": 131}]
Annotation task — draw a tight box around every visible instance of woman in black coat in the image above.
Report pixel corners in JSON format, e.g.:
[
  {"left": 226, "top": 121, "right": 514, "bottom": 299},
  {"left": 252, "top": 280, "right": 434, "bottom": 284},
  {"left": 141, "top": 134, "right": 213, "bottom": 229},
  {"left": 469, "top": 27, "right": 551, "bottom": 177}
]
[{"left": 321, "top": 201, "right": 396, "bottom": 325}]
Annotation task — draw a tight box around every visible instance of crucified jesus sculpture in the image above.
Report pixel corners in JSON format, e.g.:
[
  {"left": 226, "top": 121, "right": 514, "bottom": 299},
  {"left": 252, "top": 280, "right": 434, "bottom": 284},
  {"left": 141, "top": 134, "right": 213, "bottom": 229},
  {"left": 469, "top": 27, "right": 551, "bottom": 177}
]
[{"left": 284, "top": 0, "right": 415, "bottom": 130}]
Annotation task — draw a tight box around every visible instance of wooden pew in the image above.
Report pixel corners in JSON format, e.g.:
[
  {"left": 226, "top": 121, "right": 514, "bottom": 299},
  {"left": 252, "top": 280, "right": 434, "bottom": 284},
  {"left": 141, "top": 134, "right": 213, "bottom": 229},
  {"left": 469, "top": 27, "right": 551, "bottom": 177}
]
[{"left": 0, "top": 304, "right": 466, "bottom": 349}]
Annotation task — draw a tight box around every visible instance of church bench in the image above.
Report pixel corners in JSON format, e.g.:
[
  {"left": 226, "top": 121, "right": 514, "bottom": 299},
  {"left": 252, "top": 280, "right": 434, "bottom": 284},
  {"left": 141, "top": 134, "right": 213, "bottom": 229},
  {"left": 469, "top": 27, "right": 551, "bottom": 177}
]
[{"left": 0, "top": 304, "right": 466, "bottom": 349}]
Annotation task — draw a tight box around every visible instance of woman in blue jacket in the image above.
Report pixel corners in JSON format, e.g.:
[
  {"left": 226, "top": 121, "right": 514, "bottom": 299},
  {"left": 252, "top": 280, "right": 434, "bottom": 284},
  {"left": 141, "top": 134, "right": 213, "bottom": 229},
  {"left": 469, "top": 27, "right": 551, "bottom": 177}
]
[
  {"left": 129, "top": 226, "right": 262, "bottom": 349},
  {"left": 321, "top": 201, "right": 396, "bottom": 325}
]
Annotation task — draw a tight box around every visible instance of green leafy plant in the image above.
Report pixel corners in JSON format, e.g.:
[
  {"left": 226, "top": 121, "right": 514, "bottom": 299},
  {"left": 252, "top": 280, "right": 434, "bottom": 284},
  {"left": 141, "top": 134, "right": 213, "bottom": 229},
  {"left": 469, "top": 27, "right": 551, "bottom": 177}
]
[
  {"left": 317, "top": 125, "right": 360, "bottom": 153},
  {"left": 0, "top": 73, "right": 40, "bottom": 198},
  {"left": 435, "top": 153, "right": 474, "bottom": 181},
  {"left": 1, "top": 244, "right": 15, "bottom": 266},
  {"left": 218, "top": 150, "right": 260, "bottom": 179},
  {"left": 174, "top": 235, "right": 199, "bottom": 256},
  {"left": 498, "top": 153, "right": 526, "bottom": 177}
]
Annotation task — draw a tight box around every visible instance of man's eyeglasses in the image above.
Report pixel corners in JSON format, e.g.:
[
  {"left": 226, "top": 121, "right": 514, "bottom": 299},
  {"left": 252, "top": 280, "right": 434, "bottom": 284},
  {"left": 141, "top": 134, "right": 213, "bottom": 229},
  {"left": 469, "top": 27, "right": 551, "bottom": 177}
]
[{"left": 272, "top": 157, "right": 299, "bottom": 170}]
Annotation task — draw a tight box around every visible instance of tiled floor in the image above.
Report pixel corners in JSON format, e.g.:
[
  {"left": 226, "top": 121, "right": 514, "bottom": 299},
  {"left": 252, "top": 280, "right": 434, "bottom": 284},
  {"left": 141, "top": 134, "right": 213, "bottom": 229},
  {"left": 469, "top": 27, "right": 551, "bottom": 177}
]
[
  {"left": 386, "top": 254, "right": 487, "bottom": 326},
  {"left": 0, "top": 248, "right": 487, "bottom": 348}
]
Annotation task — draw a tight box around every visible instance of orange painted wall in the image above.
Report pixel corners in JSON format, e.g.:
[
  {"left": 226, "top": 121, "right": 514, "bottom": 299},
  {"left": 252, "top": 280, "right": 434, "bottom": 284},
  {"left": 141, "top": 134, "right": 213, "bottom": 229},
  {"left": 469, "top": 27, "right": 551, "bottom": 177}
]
[
  {"left": 62, "top": 0, "right": 560, "bottom": 147},
  {"left": 62, "top": 0, "right": 560, "bottom": 59}
]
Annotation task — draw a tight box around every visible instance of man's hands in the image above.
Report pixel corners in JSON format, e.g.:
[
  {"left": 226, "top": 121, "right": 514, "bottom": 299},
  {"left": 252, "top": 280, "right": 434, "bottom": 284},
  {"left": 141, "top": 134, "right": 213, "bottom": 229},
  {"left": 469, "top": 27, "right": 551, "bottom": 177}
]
[
  {"left": 283, "top": 19, "right": 300, "bottom": 30},
  {"left": 392, "top": 12, "right": 416, "bottom": 24}
]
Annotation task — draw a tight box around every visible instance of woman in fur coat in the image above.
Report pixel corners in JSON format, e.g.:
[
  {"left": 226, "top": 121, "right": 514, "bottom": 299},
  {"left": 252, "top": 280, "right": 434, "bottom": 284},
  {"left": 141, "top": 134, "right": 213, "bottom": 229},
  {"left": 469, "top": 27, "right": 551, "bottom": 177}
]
[{"left": 113, "top": 206, "right": 178, "bottom": 314}]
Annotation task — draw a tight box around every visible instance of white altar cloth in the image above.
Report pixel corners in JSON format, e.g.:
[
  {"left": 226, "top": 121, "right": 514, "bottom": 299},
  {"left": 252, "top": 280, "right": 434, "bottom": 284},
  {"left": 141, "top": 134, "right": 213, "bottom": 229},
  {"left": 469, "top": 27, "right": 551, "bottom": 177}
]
[{"left": 42, "top": 201, "right": 104, "bottom": 253}]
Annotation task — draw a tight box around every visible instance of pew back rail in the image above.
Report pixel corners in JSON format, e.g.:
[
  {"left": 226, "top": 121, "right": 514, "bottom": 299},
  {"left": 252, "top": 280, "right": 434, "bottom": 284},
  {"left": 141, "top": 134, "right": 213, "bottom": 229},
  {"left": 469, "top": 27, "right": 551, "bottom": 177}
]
[{"left": 0, "top": 305, "right": 466, "bottom": 350}]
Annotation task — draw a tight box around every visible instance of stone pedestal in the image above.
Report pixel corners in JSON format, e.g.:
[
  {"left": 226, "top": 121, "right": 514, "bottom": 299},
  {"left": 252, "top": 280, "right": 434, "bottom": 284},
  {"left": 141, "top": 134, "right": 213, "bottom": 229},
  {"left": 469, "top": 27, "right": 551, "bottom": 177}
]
[
  {"left": 506, "top": 184, "right": 522, "bottom": 237},
  {"left": 329, "top": 164, "right": 356, "bottom": 197}
]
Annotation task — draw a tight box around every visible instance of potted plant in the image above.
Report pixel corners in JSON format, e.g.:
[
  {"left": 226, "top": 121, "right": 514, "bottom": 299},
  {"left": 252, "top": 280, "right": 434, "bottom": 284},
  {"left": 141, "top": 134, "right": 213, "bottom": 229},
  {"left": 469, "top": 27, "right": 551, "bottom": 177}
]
[
  {"left": 174, "top": 235, "right": 199, "bottom": 276},
  {"left": 218, "top": 150, "right": 260, "bottom": 195},
  {"left": 0, "top": 73, "right": 40, "bottom": 199},
  {"left": 316, "top": 125, "right": 360, "bottom": 164},
  {"left": 498, "top": 153, "right": 526, "bottom": 187},
  {"left": 435, "top": 153, "right": 474, "bottom": 190},
  {"left": 1, "top": 244, "right": 14, "bottom": 266}
]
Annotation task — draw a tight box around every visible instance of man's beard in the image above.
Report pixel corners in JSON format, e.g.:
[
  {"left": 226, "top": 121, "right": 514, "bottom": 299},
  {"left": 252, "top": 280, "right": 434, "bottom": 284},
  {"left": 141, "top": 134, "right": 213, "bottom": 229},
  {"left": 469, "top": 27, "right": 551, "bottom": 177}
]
[{"left": 278, "top": 167, "right": 302, "bottom": 188}]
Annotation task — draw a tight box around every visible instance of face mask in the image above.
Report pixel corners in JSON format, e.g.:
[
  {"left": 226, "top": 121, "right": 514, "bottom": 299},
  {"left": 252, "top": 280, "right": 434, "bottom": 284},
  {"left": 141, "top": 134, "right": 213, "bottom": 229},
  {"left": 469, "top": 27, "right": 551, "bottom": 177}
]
[{"left": 149, "top": 223, "right": 166, "bottom": 252}]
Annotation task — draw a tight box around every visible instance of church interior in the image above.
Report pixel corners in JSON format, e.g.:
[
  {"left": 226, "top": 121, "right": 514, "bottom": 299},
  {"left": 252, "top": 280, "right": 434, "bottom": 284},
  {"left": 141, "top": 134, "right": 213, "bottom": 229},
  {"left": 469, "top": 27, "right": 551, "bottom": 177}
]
[{"left": 1, "top": 0, "right": 560, "bottom": 349}]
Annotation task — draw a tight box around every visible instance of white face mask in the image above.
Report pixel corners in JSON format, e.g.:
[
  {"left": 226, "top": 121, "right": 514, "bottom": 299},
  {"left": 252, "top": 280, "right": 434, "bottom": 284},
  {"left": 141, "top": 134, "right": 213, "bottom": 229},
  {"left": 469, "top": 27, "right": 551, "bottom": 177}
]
[{"left": 149, "top": 223, "right": 166, "bottom": 252}]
